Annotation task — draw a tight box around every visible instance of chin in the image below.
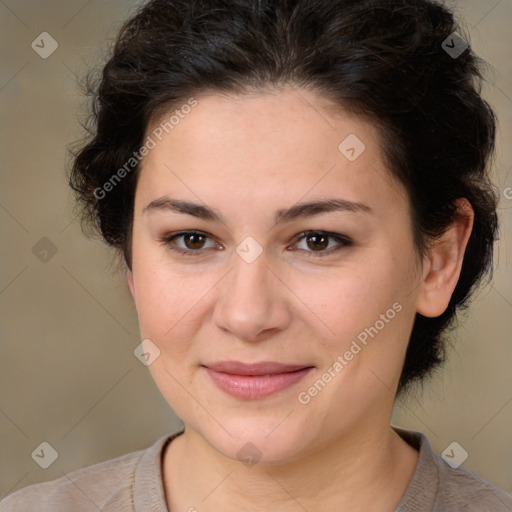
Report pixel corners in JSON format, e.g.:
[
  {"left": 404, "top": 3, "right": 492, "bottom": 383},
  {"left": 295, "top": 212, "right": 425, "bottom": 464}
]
[{"left": 193, "top": 413, "right": 320, "bottom": 466}]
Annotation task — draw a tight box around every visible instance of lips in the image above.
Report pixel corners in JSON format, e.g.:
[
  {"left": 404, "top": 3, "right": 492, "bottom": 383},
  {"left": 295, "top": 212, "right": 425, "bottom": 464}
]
[{"left": 202, "top": 361, "right": 314, "bottom": 399}]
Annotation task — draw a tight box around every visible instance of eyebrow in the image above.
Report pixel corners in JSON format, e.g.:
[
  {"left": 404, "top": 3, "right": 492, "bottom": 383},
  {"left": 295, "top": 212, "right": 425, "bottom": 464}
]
[{"left": 142, "top": 196, "right": 372, "bottom": 223}]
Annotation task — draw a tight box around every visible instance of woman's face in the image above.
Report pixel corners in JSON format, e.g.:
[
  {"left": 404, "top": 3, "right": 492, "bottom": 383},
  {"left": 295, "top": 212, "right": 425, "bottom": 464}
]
[{"left": 128, "top": 88, "right": 424, "bottom": 463}]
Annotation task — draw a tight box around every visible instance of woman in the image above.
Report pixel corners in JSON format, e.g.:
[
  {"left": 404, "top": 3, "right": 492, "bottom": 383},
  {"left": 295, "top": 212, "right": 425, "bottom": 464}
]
[{"left": 2, "top": 0, "right": 511, "bottom": 510}]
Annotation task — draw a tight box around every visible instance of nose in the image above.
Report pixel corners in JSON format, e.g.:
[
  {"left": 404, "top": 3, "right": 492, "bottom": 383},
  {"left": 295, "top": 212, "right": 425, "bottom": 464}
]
[{"left": 212, "top": 250, "right": 292, "bottom": 343}]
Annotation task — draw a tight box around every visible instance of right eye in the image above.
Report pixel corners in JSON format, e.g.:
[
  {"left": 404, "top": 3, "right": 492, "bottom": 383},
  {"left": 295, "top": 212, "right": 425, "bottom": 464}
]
[{"left": 158, "top": 231, "right": 223, "bottom": 256}]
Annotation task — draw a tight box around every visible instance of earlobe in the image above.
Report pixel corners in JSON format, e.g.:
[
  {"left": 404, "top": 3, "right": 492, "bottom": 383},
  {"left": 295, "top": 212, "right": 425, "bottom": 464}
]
[{"left": 416, "top": 199, "right": 474, "bottom": 318}]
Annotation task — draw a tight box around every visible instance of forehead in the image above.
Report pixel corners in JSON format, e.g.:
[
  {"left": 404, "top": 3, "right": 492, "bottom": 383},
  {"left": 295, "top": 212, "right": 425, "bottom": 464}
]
[{"left": 137, "top": 88, "right": 406, "bottom": 219}]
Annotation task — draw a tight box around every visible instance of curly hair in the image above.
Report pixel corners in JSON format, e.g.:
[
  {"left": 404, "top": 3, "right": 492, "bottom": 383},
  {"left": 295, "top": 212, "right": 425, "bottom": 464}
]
[{"left": 69, "top": 0, "right": 498, "bottom": 395}]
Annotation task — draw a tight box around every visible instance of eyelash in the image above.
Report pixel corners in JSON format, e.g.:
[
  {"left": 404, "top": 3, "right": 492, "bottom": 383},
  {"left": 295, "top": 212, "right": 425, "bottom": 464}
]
[{"left": 158, "top": 230, "right": 353, "bottom": 258}]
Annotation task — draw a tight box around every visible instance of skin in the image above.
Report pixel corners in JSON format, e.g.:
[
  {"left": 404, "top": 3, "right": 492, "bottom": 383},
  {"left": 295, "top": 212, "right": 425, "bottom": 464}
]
[{"left": 127, "top": 87, "right": 473, "bottom": 511}]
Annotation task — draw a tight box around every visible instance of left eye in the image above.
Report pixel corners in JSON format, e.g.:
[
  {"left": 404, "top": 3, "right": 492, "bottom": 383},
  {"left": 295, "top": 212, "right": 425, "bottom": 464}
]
[{"left": 291, "top": 231, "right": 353, "bottom": 257}]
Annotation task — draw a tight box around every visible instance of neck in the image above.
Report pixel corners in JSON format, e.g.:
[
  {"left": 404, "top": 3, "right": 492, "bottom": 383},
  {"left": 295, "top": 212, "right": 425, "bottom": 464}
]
[{"left": 162, "top": 421, "right": 419, "bottom": 512}]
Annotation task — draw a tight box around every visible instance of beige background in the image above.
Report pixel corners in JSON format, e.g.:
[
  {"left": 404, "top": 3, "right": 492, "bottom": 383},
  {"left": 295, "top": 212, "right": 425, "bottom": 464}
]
[{"left": 1, "top": 0, "right": 511, "bottom": 499}]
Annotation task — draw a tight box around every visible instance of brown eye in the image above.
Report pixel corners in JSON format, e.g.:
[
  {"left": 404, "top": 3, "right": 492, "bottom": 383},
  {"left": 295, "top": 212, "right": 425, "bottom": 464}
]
[
  {"left": 306, "top": 233, "right": 329, "bottom": 251},
  {"left": 183, "top": 233, "right": 207, "bottom": 250},
  {"left": 293, "top": 231, "right": 353, "bottom": 257},
  {"left": 159, "top": 231, "right": 219, "bottom": 256}
]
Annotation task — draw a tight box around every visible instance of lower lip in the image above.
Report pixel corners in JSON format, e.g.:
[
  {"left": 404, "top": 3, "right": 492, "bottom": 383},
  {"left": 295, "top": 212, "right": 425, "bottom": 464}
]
[{"left": 204, "top": 367, "right": 313, "bottom": 400}]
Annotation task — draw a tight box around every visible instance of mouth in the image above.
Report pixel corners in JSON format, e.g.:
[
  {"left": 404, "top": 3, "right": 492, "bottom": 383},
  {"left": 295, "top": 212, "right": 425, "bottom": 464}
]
[{"left": 202, "top": 361, "right": 314, "bottom": 400}]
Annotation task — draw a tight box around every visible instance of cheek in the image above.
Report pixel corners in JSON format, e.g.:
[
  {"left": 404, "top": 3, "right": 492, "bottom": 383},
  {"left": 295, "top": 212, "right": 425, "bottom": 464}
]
[
  {"left": 294, "top": 265, "right": 399, "bottom": 335},
  {"left": 130, "top": 242, "right": 200, "bottom": 343},
  {"left": 293, "top": 255, "right": 414, "bottom": 372}
]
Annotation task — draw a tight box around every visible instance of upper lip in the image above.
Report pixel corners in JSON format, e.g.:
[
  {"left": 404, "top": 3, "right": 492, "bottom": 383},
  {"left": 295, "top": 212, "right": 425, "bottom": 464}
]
[{"left": 203, "top": 361, "right": 313, "bottom": 376}]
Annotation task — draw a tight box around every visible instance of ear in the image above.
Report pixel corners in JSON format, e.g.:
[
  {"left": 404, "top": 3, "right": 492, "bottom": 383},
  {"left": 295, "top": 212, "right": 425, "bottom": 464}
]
[
  {"left": 126, "top": 267, "right": 136, "bottom": 301},
  {"left": 416, "top": 198, "right": 474, "bottom": 318}
]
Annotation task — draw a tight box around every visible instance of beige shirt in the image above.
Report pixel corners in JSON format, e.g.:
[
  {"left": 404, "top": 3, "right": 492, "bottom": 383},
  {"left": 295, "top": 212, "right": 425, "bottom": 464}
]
[{"left": 2, "top": 428, "right": 511, "bottom": 511}]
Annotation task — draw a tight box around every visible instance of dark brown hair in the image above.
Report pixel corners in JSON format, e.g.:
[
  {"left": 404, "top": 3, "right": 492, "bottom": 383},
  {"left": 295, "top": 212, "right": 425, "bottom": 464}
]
[{"left": 69, "top": 0, "right": 498, "bottom": 395}]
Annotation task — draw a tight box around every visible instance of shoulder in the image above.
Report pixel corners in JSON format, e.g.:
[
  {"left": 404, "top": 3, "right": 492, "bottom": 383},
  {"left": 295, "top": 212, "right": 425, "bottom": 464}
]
[
  {"left": 393, "top": 427, "right": 512, "bottom": 512},
  {"left": 0, "top": 434, "right": 173, "bottom": 512},
  {"left": 0, "top": 449, "right": 144, "bottom": 512},
  {"left": 432, "top": 451, "right": 512, "bottom": 512}
]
